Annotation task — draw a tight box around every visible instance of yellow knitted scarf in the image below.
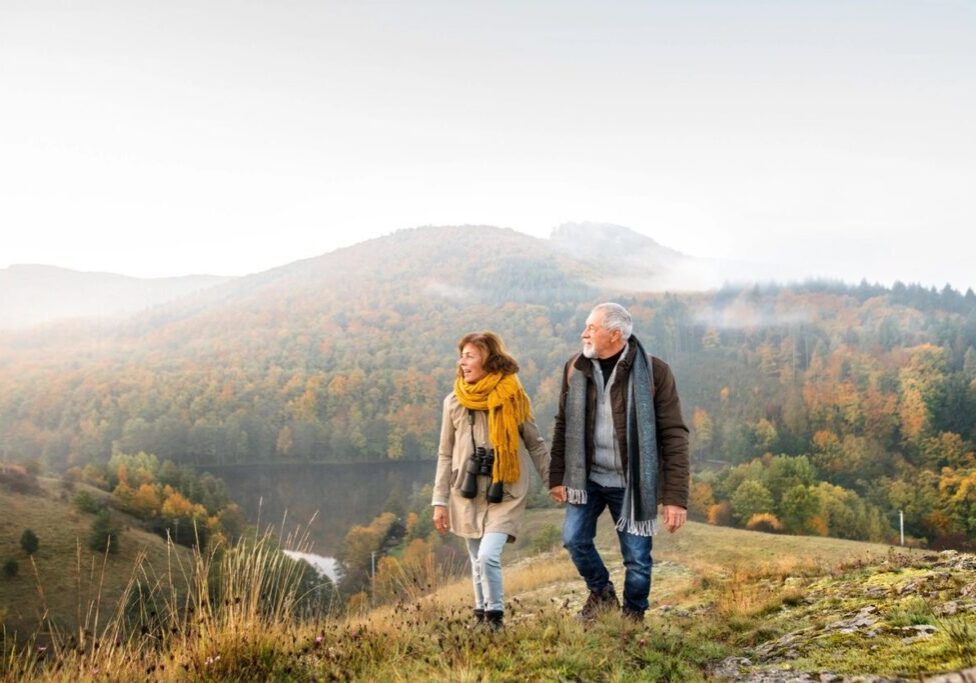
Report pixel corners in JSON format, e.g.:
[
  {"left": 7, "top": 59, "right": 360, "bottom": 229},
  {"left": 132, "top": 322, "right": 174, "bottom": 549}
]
[{"left": 453, "top": 372, "right": 532, "bottom": 484}]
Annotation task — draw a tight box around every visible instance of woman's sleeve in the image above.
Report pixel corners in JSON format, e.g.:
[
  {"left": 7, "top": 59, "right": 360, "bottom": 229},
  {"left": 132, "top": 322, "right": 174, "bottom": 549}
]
[
  {"left": 519, "top": 418, "right": 550, "bottom": 486},
  {"left": 432, "top": 396, "right": 455, "bottom": 506}
]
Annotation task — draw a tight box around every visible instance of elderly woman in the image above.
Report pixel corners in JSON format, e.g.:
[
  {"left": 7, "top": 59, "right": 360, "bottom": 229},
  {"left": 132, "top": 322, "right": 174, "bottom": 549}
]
[{"left": 432, "top": 331, "right": 550, "bottom": 630}]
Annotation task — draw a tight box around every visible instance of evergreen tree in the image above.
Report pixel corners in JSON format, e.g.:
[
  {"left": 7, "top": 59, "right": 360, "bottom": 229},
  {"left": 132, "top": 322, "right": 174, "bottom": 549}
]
[
  {"left": 89, "top": 510, "right": 120, "bottom": 554},
  {"left": 19, "top": 529, "right": 39, "bottom": 555}
]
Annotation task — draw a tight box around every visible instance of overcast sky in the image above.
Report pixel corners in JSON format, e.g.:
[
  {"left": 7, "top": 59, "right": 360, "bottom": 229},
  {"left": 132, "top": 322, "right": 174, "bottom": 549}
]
[{"left": 1, "top": 1, "right": 973, "bottom": 289}]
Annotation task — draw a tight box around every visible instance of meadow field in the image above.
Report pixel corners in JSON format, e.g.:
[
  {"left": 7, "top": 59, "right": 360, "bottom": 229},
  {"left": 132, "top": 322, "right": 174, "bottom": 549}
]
[{"left": 5, "top": 502, "right": 975, "bottom": 681}]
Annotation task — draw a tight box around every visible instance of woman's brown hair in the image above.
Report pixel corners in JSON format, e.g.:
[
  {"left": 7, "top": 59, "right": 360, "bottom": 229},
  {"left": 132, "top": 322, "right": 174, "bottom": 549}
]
[{"left": 457, "top": 331, "right": 520, "bottom": 377}]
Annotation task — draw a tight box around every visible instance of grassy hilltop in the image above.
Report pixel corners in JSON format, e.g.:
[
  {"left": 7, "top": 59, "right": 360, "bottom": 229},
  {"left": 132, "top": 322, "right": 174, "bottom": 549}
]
[{"left": 4, "top": 505, "right": 976, "bottom": 681}]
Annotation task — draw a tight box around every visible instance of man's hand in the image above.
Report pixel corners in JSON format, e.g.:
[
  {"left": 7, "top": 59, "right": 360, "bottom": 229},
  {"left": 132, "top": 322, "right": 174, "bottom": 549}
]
[
  {"left": 662, "top": 505, "right": 687, "bottom": 533},
  {"left": 549, "top": 485, "right": 567, "bottom": 503},
  {"left": 433, "top": 505, "right": 449, "bottom": 534}
]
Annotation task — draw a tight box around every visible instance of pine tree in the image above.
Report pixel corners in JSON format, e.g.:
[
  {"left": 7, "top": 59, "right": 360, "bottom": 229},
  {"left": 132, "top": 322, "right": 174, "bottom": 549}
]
[
  {"left": 19, "top": 529, "right": 39, "bottom": 555},
  {"left": 89, "top": 510, "right": 119, "bottom": 554}
]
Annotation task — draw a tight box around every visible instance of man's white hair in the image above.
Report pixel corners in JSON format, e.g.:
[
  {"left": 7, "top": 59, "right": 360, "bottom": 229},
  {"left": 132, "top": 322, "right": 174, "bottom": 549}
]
[{"left": 592, "top": 302, "right": 632, "bottom": 340}]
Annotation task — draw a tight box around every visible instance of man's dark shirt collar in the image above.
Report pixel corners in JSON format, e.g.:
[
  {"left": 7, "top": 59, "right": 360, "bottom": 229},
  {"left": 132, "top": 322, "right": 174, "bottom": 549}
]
[{"left": 597, "top": 346, "right": 625, "bottom": 388}]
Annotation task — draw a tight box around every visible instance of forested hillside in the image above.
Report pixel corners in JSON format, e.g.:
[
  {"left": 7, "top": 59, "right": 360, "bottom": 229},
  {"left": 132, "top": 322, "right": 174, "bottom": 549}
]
[
  {"left": 2, "top": 225, "right": 976, "bottom": 548},
  {"left": 0, "top": 225, "right": 596, "bottom": 468}
]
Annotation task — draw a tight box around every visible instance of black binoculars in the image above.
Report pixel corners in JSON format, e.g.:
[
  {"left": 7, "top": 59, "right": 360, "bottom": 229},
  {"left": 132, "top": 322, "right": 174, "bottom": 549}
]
[{"left": 459, "top": 446, "right": 504, "bottom": 503}]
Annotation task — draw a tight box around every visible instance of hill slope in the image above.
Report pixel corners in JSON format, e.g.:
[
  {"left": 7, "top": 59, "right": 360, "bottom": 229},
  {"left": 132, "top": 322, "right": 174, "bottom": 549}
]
[
  {"left": 9, "top": 510, "right": 975, "bottom": 681},
  {"left": 0, "top": 477, "right": 193, "bottom": 641},
  {"left": 345, "top": 512, "right": 976, "bottom": 681}
]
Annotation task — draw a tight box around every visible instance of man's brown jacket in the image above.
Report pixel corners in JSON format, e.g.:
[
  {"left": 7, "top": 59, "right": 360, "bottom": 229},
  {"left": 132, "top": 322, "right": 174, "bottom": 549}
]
[{"left": 549, "top": 340, "right": 690, "bottom": 508}]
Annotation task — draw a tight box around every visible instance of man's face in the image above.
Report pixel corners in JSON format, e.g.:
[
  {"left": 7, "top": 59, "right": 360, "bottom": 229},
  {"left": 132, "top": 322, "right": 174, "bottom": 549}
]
[{"left": 581, "top": 310, "right": 620, "bottom": 359}]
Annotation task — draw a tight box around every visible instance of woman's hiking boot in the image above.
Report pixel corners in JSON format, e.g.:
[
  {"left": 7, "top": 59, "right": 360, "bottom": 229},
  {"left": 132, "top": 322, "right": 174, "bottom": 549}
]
[
  {"left": 469, "top": 608, "right": 485, "bottom": 628},
  {"left": 576, "top": 583, "right": 619, "bottom": 622},
  {"left": 484, "top": 610, "right": 504, "bottom": 631}
]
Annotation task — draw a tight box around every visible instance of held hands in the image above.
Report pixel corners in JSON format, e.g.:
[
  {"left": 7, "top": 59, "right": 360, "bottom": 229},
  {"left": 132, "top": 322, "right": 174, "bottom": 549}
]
[
  {"left": 433, "top": 505, "right": 449, "bottom": 534},
  {"left": 549, "top": 485, "right": 567, "bottom": 503}
]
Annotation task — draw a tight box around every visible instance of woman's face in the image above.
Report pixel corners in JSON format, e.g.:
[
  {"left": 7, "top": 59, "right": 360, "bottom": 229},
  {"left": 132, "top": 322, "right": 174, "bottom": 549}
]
[{"left": 459, "top": 343, "right": 488, "bottom": 384}]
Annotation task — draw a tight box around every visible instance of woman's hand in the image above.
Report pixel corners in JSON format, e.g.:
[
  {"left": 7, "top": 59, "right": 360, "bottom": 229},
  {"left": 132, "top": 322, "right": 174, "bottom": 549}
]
[{"left": 433, "top": 505, "right": 449, "bottom": 534}]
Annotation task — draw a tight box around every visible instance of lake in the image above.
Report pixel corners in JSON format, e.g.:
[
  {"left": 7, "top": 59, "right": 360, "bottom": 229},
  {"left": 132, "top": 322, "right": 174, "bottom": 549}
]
[{"left": 196, "top": 460, "right": 435, "bottom": 557}]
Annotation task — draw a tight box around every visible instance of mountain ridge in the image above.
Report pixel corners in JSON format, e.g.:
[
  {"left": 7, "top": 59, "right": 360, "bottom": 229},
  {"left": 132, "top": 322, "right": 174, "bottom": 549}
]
[
  {"left": 0, "top": 264, "right": 233, "bottom": 330},
  {"left": 0, "top": 223, "right": 752, "bottom": 331}
]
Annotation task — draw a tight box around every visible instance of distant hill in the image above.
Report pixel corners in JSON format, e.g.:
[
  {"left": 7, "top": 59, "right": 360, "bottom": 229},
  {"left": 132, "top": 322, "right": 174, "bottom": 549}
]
[
  {"left": 0, "top": 222, "right": 796, "bottom": 333},
  {"left": 0, "top": 224, "right": 606, "bottom": 464},
  {"left": 2, "top": 224, "right": 976, "bottom": 553},
  {"left": 0, "top": 223, "right": 828, "bottom": 333},
  {"left": 0, "top": 264, "right": 233, "bottom": 330},
  {"left": 551, "top": 220, "right": 696, "bottom": 290}
]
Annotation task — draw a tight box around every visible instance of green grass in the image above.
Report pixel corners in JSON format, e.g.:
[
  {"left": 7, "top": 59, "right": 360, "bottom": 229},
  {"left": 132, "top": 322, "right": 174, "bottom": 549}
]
[
  {"left": 888, "top": 596, "right": 935, "bottom": 627},
  {"left": 0, "top": 478, "right": 193, "bottom": 642},
  {"left": 5, "top": 503, "right": 975, "bottom": 681}
]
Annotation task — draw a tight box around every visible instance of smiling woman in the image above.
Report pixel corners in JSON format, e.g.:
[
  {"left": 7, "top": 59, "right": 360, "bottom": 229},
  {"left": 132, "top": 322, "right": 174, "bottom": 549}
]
[
  {"left": 457, "top": 333, "right": 518, "bottom": 384},
  {"left": 430, "top": 331, "right": 550, "bottom": 631},
  {"left": 458, "top": 342, "right": 487, "bottom": 384}
]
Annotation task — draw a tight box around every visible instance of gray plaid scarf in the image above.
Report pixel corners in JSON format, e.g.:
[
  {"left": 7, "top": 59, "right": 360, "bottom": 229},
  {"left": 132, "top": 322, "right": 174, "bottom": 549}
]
[{"left": 563, "top": 336, "right": 658, "bottom": 536}]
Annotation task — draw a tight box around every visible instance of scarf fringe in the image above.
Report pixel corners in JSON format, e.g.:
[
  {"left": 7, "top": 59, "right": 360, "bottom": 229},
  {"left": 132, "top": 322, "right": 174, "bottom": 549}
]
[
  {"left": 615, "top": 516, "right": 658, "bottom": 537},
  {"left": 566, "top": 487, "right": 588, "bottom": 505}
]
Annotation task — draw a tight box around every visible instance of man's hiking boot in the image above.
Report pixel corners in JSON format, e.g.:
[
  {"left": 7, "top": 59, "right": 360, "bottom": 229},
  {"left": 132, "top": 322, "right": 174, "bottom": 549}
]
[
  {"left": 485, "top": 610, "right": 504, "bottom": 631},
  {"left": 576, "top": 583, "right": 619, "bottom": 622},
  {"left": 622, "top": 607, "right": 644, "bottom": 623},
  {"left": 471, "top": 608, "right": 485, "bottom": 628}
]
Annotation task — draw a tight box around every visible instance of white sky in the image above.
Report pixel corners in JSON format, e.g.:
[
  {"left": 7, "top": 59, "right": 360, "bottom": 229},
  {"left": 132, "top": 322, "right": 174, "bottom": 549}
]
[{"left": 1, "top": 1, "right": 973, "bottom": 288}]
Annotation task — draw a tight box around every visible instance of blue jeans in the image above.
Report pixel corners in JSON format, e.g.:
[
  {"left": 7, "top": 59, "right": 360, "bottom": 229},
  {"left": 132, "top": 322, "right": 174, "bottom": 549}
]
[
  {"left": 466, "top": 532, "right": 508, "bottom": 612},
  {"left": 562, "top": 480, "right": 653, "bottom": 613}
]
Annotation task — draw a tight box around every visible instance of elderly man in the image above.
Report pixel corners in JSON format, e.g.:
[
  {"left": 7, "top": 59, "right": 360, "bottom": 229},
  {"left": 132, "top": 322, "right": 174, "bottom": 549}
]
[{"left": 549, "top": 302, "right": 689, "bottom": 622}]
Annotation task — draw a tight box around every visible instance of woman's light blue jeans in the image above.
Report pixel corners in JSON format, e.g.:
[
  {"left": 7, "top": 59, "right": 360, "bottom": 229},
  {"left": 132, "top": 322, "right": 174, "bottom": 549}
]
[{"left": 466, "top": 532, "right": 508, "bottom": 612}]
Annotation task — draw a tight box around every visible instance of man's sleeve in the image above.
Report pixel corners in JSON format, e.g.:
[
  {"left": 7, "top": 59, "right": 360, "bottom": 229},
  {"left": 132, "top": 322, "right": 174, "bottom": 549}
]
[
  {"left": 548, "top": 359, "right": 571, "bottom": 488},
  {"left": 652, "top": 357, "right": 690, "bottom": 508}
]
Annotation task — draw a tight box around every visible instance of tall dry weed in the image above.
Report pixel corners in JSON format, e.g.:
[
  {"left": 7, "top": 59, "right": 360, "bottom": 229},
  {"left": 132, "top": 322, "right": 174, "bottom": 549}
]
[{"left": 1, "top": 516, "right": 330, "bottom": 681}]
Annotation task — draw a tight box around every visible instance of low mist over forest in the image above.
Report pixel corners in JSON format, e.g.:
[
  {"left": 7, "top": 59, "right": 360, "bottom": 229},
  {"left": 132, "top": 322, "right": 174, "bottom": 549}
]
[{"left": 2, "top": 224, "right": 976, "bottom": 550}]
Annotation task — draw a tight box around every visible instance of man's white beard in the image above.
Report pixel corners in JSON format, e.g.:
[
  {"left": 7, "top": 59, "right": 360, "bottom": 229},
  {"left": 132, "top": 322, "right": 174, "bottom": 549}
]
[{"left": 582, "top": 343, "right": 596, "bottom": 359}]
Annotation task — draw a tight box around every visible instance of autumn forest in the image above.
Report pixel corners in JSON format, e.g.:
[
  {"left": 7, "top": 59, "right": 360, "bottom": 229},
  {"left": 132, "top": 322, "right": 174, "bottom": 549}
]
[{"left": 2, "top": 226, "right": 976, "bottom": 550}]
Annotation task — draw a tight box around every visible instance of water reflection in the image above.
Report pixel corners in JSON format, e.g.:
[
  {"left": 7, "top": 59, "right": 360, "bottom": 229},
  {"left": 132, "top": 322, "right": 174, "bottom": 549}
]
[
  {"left": 283, "top": 550, "right": 341, "bottom": 583},
  {"left": 197, "top": 460, "right": 433, "bottom": 556}
]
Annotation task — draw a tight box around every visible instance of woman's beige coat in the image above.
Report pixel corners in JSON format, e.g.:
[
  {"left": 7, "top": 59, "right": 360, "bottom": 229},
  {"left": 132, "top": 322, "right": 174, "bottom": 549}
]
[{"left": 432, "top": 393, "right": 550, "bottom": 541}]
